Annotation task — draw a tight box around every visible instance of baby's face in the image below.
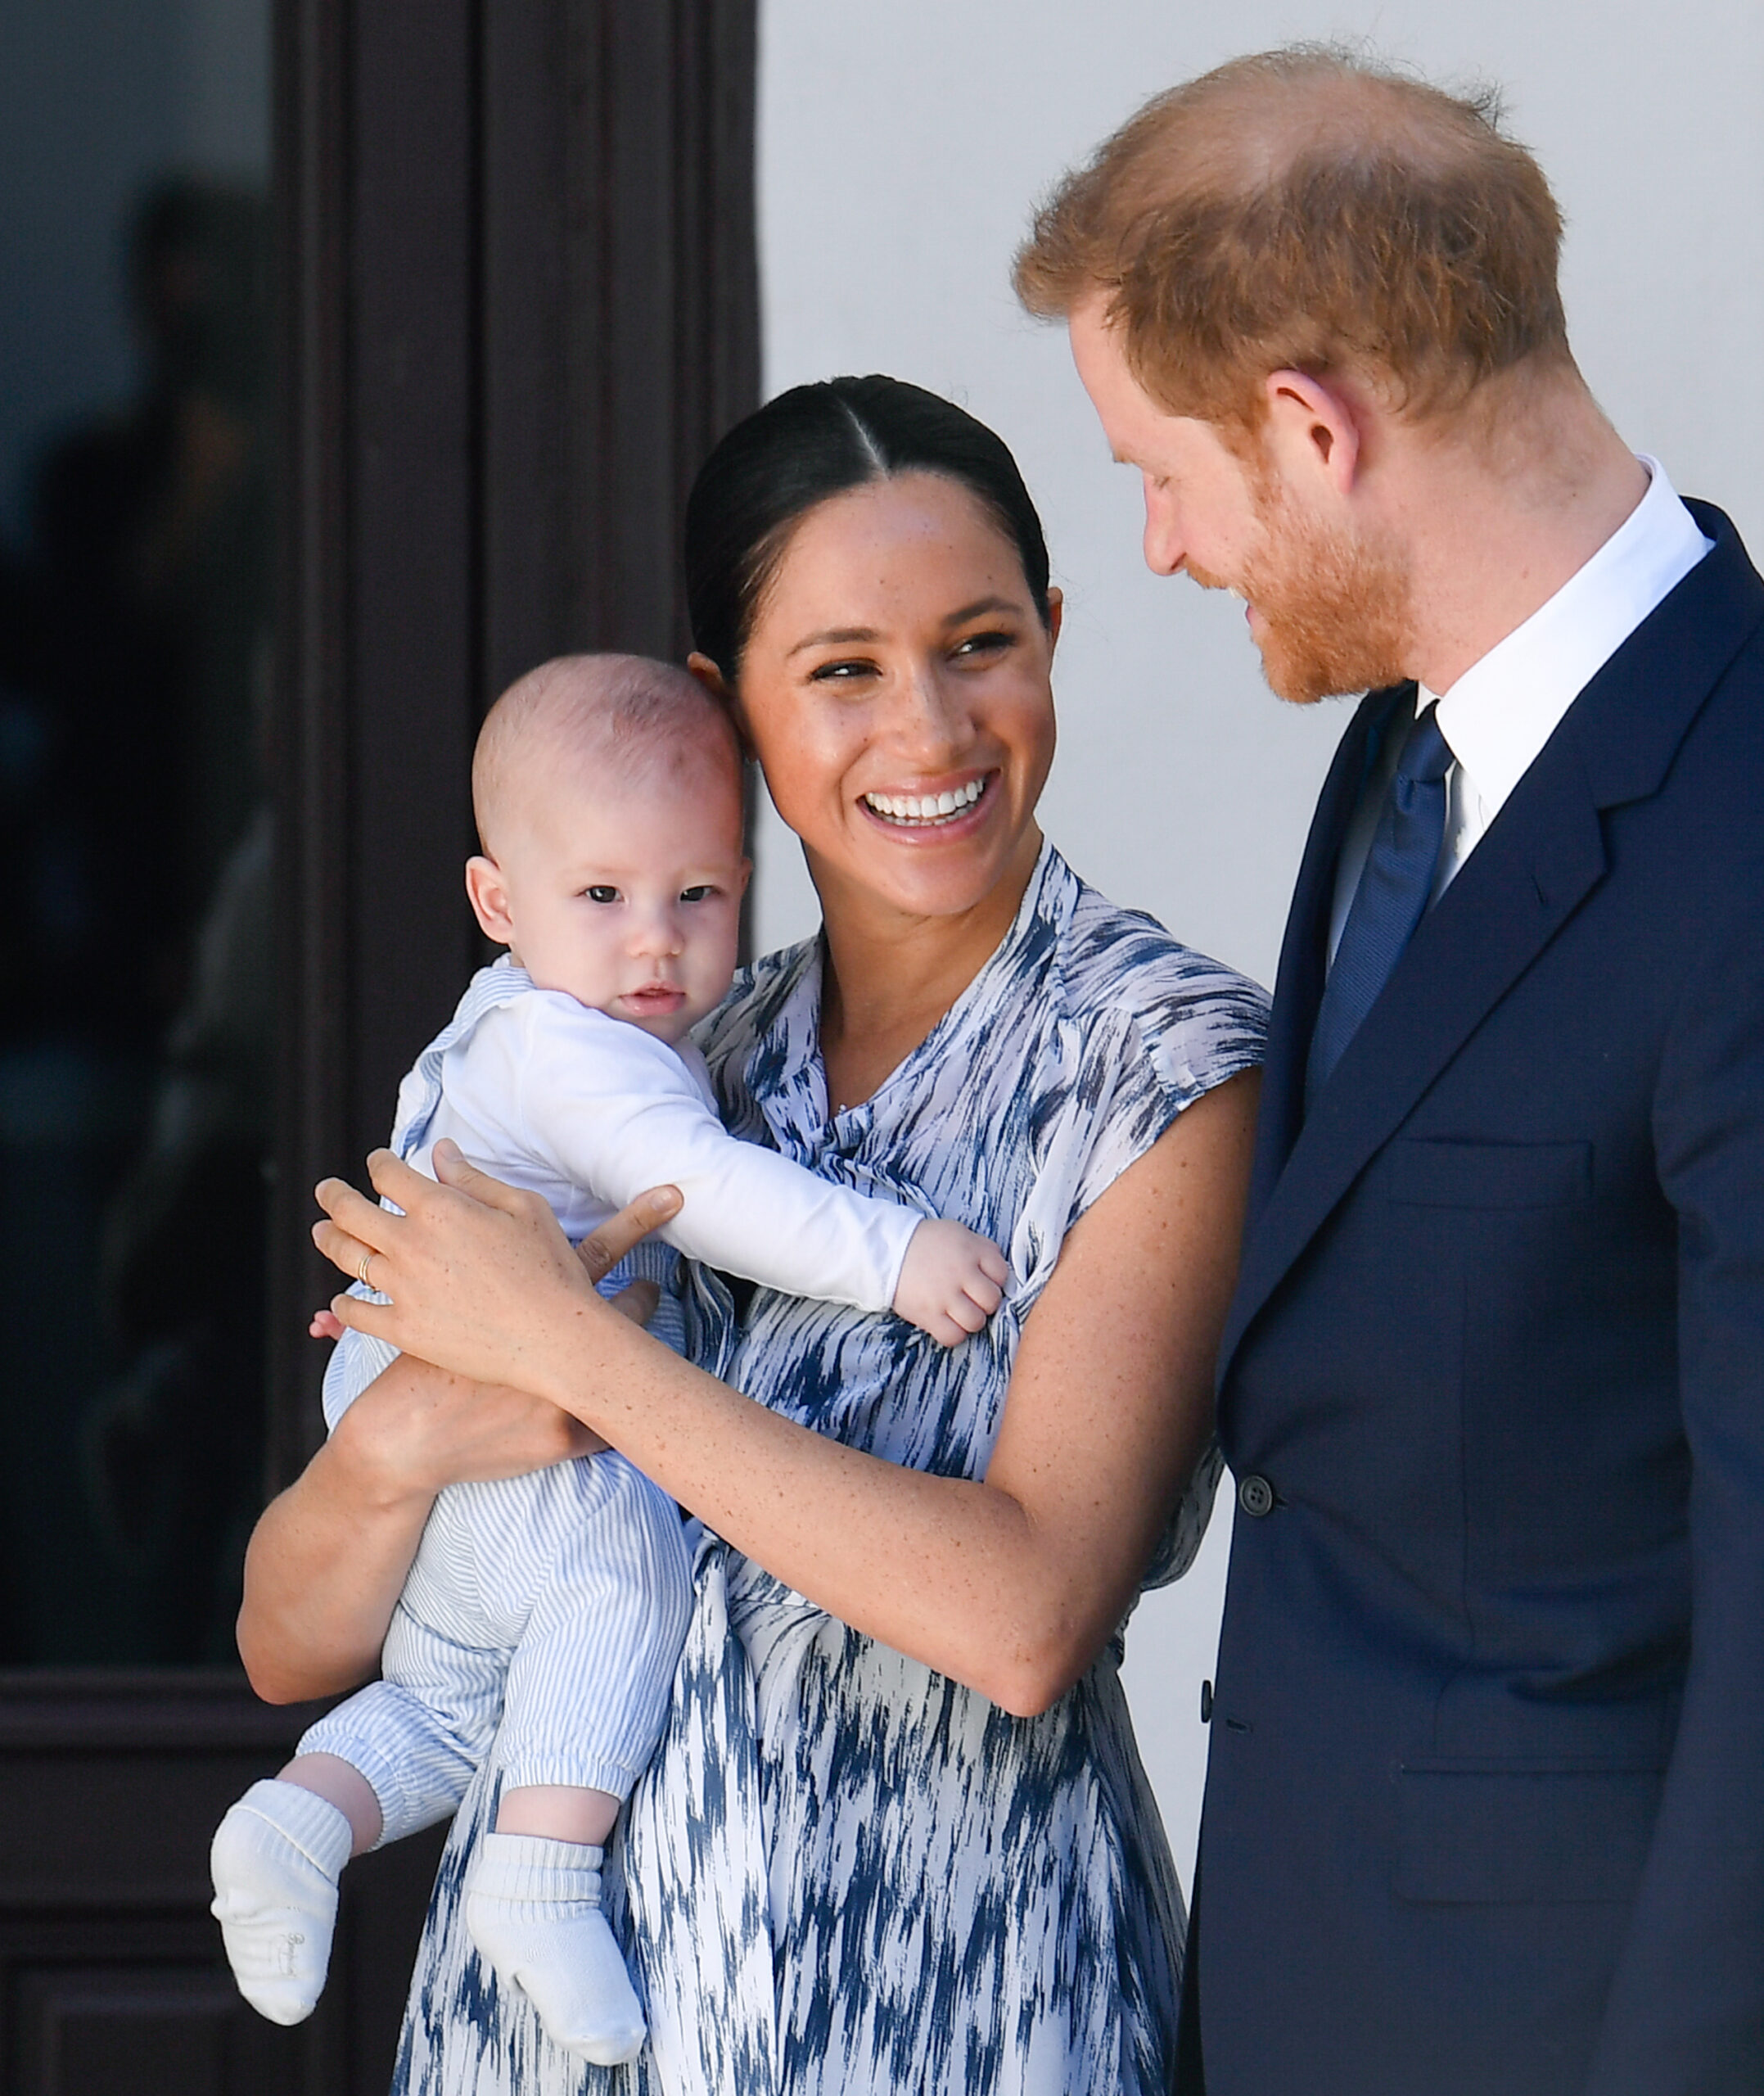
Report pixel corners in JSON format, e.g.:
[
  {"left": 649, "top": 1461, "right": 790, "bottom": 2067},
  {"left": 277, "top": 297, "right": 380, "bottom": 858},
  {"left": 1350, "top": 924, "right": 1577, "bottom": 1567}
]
[{"left": 472, "top": 765, "right": 749, "bottom": 1043}]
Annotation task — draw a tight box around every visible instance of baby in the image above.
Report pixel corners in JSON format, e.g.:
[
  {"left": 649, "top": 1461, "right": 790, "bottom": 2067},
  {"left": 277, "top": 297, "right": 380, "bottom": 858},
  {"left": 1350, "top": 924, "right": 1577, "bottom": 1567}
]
[{"left": 209, "top": 654, "right": 1007, "bottom": 2064}]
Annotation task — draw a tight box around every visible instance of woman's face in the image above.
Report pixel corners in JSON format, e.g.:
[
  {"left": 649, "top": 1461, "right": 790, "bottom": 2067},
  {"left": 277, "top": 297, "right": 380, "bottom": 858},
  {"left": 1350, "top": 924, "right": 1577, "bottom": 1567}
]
[{"left": 724, "top": 472, "right": 1060, "bottom": 927}]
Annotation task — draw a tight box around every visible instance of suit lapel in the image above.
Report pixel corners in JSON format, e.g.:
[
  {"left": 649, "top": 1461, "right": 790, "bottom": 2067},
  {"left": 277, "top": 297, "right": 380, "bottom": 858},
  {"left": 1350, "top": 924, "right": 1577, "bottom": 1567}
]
[{"left": 1220, "top": 502, "right": 1764, "bottom": 1384}]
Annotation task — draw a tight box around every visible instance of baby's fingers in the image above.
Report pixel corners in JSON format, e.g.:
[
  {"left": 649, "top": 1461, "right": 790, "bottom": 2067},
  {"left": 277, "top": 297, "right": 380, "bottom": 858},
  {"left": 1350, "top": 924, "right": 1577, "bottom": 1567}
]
[
  {"left": 977, "top": 1243, "right": 1010, "bottom": 1289},
  {"left": 963, "top": 1267, "right": 1004, "bottom": 1318}
]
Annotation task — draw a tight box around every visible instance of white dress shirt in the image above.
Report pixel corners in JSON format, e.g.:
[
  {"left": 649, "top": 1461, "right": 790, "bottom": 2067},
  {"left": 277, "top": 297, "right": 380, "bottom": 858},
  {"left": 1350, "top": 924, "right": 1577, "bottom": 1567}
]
[{"left": 1327, "top": 458, "right": 1712, "bottom": 962}]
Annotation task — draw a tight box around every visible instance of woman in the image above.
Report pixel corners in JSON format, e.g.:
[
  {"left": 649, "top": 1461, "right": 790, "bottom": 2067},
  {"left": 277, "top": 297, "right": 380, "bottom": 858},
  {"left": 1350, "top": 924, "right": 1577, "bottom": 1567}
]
[{"left": 246, "top": 377, "right": 1266, "bottom": 2094}]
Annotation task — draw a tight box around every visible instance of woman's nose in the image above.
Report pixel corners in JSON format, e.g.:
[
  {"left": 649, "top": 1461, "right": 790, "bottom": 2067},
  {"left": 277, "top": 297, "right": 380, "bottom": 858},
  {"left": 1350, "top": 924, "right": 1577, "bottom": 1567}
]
[{"left": 895, "top": 662, "right": 971, "bottom": 759}]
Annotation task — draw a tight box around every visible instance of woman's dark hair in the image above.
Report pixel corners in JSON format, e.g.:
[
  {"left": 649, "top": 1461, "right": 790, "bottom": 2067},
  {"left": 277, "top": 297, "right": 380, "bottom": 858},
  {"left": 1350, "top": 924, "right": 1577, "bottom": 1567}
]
[{"left": 684, "top": 375, "right": 1053, "bottom": 683}]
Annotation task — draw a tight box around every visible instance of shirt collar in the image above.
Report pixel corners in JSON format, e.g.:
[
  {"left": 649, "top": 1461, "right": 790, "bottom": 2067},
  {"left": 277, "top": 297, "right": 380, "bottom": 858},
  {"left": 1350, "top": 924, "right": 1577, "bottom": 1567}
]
[{"left": 1424, "top": 457, "right": 1712, "bottom": 815}]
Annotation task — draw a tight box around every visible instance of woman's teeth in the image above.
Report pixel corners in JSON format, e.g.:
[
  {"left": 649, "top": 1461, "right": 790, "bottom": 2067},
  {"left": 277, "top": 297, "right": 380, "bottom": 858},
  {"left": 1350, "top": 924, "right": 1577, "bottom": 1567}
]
[{"left": 862, "top": 777, "right": 986, "bottom": 825}]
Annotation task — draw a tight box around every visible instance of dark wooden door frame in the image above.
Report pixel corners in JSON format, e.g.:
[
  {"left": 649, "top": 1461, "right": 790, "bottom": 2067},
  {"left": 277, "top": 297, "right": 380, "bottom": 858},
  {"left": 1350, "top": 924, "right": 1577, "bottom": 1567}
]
[{"left": 1, "top": 5, "right": 757, "bottom": 2089}]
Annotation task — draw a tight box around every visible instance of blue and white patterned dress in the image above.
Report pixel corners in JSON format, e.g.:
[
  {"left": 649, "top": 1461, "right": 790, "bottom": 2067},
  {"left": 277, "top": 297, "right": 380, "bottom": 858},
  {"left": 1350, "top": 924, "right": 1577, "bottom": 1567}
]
[{"left": 390, "top": 843, "right": 1267, "bottom": 2096}]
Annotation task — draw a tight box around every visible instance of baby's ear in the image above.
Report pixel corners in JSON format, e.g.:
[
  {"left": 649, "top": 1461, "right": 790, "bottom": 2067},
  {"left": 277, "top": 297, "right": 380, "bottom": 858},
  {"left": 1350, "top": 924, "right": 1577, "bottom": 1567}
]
[{"left": 465, "top": 856, "right": 516, "bottom": 945}]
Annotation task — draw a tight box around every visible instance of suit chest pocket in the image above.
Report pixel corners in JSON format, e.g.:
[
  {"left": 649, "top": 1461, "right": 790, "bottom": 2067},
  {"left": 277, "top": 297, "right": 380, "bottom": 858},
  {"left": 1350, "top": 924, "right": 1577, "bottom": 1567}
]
[{"left": 1385, "top": 1137, "right": 1592, "bottom": 1209}]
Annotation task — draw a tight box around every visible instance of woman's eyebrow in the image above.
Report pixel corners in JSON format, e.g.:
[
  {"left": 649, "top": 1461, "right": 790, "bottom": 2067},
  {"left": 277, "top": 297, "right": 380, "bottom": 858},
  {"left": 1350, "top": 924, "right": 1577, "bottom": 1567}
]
[
  {"left": 787, "top": 626, "right": 879, "bottom": 657},
  {"left": 942, "top": 595, "right": 1022, "bottom": 626}
]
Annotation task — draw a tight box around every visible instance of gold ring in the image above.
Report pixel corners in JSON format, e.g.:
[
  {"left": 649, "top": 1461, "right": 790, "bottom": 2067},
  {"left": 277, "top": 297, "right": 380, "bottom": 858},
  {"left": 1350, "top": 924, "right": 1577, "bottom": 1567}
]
[{"left": 357, "top": 1249, "right": 374, "bottom": 1288}]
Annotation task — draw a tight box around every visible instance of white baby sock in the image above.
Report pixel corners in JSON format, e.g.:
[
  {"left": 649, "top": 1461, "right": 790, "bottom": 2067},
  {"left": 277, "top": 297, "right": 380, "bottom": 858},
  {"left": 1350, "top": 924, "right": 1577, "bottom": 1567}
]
[
  {"left": 464, "top": 1831, "right": 646, "bottom": 2065},
  {"left": 210, "top": 1778, "right": 354, "bottom": 2026}
]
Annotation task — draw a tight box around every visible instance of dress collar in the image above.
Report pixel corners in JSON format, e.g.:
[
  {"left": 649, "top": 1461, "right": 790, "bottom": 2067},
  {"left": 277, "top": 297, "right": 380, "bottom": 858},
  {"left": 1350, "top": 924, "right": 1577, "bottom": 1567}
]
[{"left": 744, "top": 837, "right": 1076, "bottom": 1158}]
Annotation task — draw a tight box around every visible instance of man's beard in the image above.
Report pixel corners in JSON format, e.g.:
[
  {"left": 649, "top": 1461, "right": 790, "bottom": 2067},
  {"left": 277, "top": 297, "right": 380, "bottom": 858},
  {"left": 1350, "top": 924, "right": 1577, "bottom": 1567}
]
[{"left": 1198, "top": 479, "right": 1415, "bottom": 705}]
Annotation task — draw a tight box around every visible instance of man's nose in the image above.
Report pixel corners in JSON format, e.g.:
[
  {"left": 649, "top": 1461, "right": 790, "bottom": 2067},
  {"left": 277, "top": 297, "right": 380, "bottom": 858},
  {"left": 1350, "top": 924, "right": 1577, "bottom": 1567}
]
[{"left": 1141, "top": 477, "right": 1186, "bottom": 577}]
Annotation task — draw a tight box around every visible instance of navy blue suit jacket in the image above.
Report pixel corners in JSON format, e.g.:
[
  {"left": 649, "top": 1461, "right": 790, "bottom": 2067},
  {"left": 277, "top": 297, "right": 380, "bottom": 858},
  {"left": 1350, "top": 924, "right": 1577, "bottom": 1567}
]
[{"left": 1184, "top": 504, "right": 1764, "bottom": 2094}]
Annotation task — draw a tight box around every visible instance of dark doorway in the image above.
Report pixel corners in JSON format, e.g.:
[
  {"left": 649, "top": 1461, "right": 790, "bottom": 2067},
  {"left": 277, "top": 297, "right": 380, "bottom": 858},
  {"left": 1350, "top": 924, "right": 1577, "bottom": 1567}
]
[{"left": 0, "top": 1, "right": 756, "bottom": 2085}]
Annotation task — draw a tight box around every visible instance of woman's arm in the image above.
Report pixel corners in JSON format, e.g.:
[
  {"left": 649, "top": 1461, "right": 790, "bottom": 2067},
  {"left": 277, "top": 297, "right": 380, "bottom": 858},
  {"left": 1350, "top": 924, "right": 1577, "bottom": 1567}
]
[
  {"left": 237, "top": 1190, "right": 681, "bottom": 1704},
  {"left": 315, "top": 1073, "right": 1259, "bottom": 1717}
]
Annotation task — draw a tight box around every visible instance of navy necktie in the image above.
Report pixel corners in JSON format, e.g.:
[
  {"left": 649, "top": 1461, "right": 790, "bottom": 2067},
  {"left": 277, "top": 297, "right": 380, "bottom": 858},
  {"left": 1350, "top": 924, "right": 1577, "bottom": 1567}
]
[{"left": 1306, "top": 702, "right": 1453, "bottom": 1104}]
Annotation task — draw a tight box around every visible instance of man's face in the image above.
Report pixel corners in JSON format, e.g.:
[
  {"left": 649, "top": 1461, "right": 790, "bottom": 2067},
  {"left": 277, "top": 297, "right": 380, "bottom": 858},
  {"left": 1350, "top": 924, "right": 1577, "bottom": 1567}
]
[{"left": 1067, "top": 300, "right": 1412, "bottom": 703}]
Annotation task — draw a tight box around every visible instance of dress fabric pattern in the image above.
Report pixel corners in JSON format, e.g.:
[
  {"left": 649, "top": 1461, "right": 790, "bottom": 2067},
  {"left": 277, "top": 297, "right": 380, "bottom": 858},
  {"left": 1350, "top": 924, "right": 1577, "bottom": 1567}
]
[{"left": 390, "top": 845, "right": 1267, "bottom": 2096}]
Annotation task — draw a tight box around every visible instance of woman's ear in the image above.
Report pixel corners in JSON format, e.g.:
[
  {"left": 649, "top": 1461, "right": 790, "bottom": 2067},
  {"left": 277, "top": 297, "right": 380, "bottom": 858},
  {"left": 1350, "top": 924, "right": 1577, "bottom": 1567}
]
[
  {"left": 686, "top": 651, "right": 729, "bottom": 698},
  {"left": 1044, "top": 585, "right": 1064, "bottom": 654},
  {"left": 465, "top": 855, "right": 516, "bottom": 946},
  {"left": 688, "top": 650, "right": 755, "bottom": 756}
]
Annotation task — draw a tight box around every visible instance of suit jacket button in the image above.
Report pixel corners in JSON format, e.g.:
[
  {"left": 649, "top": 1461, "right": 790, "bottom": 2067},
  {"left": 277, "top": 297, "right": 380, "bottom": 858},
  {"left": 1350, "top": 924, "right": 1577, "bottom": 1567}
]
[
  {"left": 1238, "top": 1473, "right": 1275, "bottom": 1518},
  {"left": 1200, "top": 1679, "right": 1214, "bottom": 1723}
]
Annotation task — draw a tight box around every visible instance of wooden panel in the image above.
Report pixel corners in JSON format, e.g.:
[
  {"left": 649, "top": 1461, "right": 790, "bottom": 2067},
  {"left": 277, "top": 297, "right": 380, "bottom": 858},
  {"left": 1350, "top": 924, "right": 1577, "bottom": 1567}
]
[
  {"left": 0, "top": 1675, "right": 442, "bottom": 2095},
  {"left": 11, "top": 1960, "right": 297, "bottom": 2096}
]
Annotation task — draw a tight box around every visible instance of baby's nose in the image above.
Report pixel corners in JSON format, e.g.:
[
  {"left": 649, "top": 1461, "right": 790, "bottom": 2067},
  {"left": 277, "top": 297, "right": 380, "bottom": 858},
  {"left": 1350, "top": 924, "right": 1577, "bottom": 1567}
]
[{"left": 630, "top": 908, "right": 684, "bottom": 955}]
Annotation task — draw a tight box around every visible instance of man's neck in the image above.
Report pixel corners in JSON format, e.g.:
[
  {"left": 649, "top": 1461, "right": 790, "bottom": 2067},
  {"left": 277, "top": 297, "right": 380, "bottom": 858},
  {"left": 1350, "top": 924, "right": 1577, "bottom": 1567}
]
[{"left": 1392, "top": 381, "right": 1649, "bottom": 694}]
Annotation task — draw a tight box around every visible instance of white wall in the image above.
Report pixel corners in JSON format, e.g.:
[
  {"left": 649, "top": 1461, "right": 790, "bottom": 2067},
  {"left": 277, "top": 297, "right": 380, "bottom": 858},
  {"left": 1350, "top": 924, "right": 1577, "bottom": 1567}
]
[{"left": 756, "top": 1, "right": 1764, "bottom": 1888}]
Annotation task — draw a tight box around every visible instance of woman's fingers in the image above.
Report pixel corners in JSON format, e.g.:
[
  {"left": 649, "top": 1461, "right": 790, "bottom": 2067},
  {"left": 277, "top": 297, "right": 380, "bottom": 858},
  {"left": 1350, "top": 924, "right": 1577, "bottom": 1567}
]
[
  {"left": 575, "top": 1185, "right": 683, "bottom": 1285},
  {"left": 427, "top": 1138, "right": 550, "bottom": 1219},
  {"left": 314, "top": 1168, "right": 395, "bottom": 1245},
  {"left": 313, "top": 1213, "right": 378, "bottom": 1283}
]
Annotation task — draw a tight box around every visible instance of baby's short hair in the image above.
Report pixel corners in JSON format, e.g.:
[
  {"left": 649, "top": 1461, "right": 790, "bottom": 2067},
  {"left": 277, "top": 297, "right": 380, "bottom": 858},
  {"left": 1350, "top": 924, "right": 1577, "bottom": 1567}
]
[{"left": 472, "top": 653, "right": 742, "bottom": 856}]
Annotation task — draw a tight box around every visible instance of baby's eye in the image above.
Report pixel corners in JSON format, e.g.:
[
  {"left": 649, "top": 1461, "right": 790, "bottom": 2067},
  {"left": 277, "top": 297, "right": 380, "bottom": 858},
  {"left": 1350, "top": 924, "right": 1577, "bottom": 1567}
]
[
  {"left": 679, "top": 884, "right": 717, "bottom": 904},
  {"left": 584, "top": 885, "right": 620, "bottom": 904}
]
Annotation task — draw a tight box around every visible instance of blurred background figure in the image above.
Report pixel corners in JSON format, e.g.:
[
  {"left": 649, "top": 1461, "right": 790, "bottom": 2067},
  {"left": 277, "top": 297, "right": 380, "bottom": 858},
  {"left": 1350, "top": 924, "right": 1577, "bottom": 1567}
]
[{"left": 0, "top": 165, "right": 273, "bottom": 1663}]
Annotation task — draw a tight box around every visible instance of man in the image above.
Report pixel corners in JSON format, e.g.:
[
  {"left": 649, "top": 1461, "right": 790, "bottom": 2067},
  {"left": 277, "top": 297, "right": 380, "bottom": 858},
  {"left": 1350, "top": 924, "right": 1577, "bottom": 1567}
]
[{"left": 1017, "top": 48, "right": 1762, "bottom": 2096}]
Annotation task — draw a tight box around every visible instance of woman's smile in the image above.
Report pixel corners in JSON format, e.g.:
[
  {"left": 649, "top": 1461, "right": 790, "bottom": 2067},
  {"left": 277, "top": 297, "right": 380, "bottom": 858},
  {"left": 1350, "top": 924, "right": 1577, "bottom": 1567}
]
[{"left": 859, "top": 769, "right": 995, "bottom": 832}]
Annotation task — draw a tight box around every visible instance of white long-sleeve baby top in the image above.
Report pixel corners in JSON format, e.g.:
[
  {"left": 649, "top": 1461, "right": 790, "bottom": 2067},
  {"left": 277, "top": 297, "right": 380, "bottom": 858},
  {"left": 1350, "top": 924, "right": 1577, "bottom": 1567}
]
[{"left": 391, "top": 960, "right": 921, "bottom": 1313}]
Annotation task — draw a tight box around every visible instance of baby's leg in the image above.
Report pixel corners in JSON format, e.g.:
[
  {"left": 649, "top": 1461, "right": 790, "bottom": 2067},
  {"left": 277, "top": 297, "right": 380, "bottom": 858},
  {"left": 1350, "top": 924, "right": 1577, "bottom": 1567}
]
[
  {"left": 213, "top": 1577, "right": 510, "bottom": 2026},
  {"left": 464, "top": 1455, "right": 694, "bottom": 2067},
  {"left": 209, "top": 1760, "right": 369, "bottom": 2026}
]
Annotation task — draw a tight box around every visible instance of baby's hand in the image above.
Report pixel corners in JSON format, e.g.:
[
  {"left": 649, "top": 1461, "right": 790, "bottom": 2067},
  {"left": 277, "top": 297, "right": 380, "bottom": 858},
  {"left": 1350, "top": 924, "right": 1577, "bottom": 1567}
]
[{"left": 892, "top": 1219, "right": 1009, "bottom": 1348}]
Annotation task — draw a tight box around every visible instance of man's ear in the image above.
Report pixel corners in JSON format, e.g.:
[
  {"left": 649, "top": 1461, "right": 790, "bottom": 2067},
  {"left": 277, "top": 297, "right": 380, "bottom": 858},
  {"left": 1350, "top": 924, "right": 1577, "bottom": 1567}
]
[
  {"left": 465, "top": 855, "right": 516, "bottom": 945},
  {"left": 1261, "top": 369, "right": 1363, "bottom": 497}
]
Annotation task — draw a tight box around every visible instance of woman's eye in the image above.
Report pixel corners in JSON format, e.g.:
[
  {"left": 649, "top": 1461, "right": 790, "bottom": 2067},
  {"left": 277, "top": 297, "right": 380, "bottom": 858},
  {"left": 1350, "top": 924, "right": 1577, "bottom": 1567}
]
[
  {"left": 584, "top": 885, "right": 620, "bottom": 904},
  {"left": 679, "top": 885, "right": 716, "bottom": 904},
  {"left": 954, "top": 629, "right": 1013, "bottom": 662},
  {"left": 809, "top": 657, "right": 875, "bottom": 684}
]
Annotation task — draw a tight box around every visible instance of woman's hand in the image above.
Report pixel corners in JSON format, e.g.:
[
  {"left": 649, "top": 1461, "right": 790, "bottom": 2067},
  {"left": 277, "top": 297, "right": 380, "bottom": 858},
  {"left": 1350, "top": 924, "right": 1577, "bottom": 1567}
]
[
  {"left": 312, "top": 1142, "right": 681, "bottom": 1408},
  {"left": 238, "top": 1177, "right": 681, "bottom": 1702}
]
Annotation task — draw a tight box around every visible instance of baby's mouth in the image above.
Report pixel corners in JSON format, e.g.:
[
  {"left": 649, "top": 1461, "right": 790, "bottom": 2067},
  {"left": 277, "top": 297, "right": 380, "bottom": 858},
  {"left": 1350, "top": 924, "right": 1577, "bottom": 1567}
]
[
  {"left": 859, "top": 775, "right": 990, "bottom": 828},
  {"left": 623, "top": 983, "right": 685, "bottom": 1012}
]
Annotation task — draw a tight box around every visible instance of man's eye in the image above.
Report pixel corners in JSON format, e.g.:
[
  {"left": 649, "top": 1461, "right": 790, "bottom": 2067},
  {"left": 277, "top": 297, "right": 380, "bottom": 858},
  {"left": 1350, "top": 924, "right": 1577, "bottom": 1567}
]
[
  {"left": 679, "top": 885, "right": 716, "bottom": 904},
  {"left": 584, "top": 885, "right": 620, "bottom": 904}
]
